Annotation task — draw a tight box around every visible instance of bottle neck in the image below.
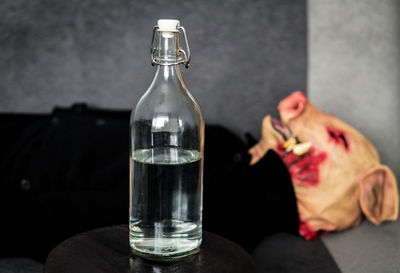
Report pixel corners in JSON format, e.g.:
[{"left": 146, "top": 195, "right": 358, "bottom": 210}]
[
  {"left": 152, "top": 30, "right": 185, "bottom": 84},
  {"left": 153, "top": 30, "right": 180, "bottom": 65},
  {"left": 154, "top": 65, "right": 182, "bottom": 82}
]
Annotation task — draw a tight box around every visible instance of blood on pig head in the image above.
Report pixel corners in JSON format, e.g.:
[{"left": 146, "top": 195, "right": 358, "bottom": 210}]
[{"left": 249, "top": 91, "right": 399, "bottom": 239}]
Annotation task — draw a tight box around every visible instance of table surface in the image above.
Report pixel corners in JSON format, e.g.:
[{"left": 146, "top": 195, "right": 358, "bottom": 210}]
[{"left": 44, "top": 225, "right": 256, "bottom": 273}]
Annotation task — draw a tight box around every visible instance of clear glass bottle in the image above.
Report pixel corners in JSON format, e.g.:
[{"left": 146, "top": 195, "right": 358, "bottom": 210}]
[{"left": 129, "top": 19, "right": 204, "bottom": 261}]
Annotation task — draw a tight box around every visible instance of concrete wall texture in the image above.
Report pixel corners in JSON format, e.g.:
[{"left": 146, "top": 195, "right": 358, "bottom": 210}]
[
  {"left": 308, "top": 0, "right": 400, "bottom": 180},
  {"left": 0, "top": 0, "right": 307, "bottom": 138},
  {"left": 309, "top": 1, "right": 400, "bottom": 272}
]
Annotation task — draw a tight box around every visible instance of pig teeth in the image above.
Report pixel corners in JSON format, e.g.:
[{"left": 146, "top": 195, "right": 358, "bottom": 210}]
[
  {"left": 284, "top": 137, "right": 297, "bottom": 152},
  {"left": 293, "top": 141, "right": 312, "bottom": 156}
]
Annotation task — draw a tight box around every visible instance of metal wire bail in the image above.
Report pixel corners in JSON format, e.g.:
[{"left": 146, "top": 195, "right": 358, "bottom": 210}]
[
  {"left": 150, "top": 24, "right": 191, "bottom": 68},
  {"left": 178, "top": 26, "right": 191, "bottom": 68}
]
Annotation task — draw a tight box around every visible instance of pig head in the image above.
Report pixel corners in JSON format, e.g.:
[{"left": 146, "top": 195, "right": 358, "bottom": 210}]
[{"left": 249, "top": 91, "right": 399, "bottom": 239}]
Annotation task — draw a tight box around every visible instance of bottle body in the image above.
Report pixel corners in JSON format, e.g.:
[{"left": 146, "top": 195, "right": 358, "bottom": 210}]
[{"left": 129, "top": 21, "right": 204, "bottom": 261}]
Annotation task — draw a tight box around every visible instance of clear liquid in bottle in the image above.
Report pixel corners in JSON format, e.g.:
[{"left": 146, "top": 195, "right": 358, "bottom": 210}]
[{"left": 129, "top": 147, "right": 202, "bottom": 260}]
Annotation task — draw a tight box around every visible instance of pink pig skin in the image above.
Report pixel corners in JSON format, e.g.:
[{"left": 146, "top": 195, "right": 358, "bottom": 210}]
[{"left": 249, "top": 91, "right": 399, "bottom": 239}]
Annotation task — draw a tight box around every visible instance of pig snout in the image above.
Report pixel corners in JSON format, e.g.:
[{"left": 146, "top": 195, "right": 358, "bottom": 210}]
[{"left": 278, "top": 91, "right": 307, "bottom": 123}]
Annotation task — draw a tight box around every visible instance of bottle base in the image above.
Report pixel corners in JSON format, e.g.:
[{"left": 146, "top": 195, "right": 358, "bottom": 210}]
[{"left": 130, "top": 239, "right": 201, "bottom": 262}]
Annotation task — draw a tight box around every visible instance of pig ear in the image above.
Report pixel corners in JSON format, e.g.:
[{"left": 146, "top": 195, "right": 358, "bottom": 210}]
[{"left": 359, "top": 165, "right": 399, "bottom": 225}]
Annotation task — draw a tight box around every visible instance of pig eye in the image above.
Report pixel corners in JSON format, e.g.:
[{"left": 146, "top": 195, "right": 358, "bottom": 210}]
[
  {"left": 293, "top": 102, "right": 299, "bottom": 110},
  {"left": 327, "top": 127, "right": 350, "bottom": 151},
  {"left": 339, "top": 133, "right": 349, "bottom": 149}
]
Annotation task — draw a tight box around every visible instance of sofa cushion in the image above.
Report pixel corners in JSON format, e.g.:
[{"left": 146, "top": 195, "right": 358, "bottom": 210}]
[
  {"left": 322, "top": 219, "right": 400, "bottom": 273},
  {"left": 252, "top": 232, "right": 341, "bottom": 273},
  {"left": 0, "top": 258, "right": 42, "bottom": 273}
]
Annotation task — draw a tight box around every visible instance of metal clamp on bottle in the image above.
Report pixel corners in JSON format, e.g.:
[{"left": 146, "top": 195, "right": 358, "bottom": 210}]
[{"left": 150, "top": 21, "right": 191, "bottom": 68}]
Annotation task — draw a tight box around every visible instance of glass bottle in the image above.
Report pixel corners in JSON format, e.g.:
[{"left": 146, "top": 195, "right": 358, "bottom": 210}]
[{"left": 129, "top": 19, "right": 204, "bottom": 261}]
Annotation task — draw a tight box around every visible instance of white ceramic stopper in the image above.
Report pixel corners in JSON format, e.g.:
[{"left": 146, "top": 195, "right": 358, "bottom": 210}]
[{"left": 157, "top": 19, "right": 180, "bottom": 32}]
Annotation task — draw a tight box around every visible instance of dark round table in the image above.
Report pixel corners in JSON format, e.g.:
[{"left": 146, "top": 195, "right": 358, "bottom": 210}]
[{"left": 44, "top": 225, "right": 256, "bottom": 273}]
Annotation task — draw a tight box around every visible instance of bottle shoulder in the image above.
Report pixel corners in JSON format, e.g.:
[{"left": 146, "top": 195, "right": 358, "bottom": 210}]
[{"left": 132, "top": 85, "right": 203, "bottom": 123}]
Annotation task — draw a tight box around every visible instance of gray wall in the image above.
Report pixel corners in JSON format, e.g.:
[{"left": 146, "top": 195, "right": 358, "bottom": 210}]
[
  {"left": 309, "top": 1, "right": 400, "bottom": 271},
  {"left": 0, "top": 0, "right": 307, "bottom": 138},
  {"left": 308, "top": 0, "right": 400, "bottom": 180}
]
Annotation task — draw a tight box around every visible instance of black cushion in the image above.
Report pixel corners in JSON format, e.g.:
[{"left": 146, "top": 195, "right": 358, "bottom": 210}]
[{"left": 252, "top": 233, "right": 341, "bottom": 273}]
